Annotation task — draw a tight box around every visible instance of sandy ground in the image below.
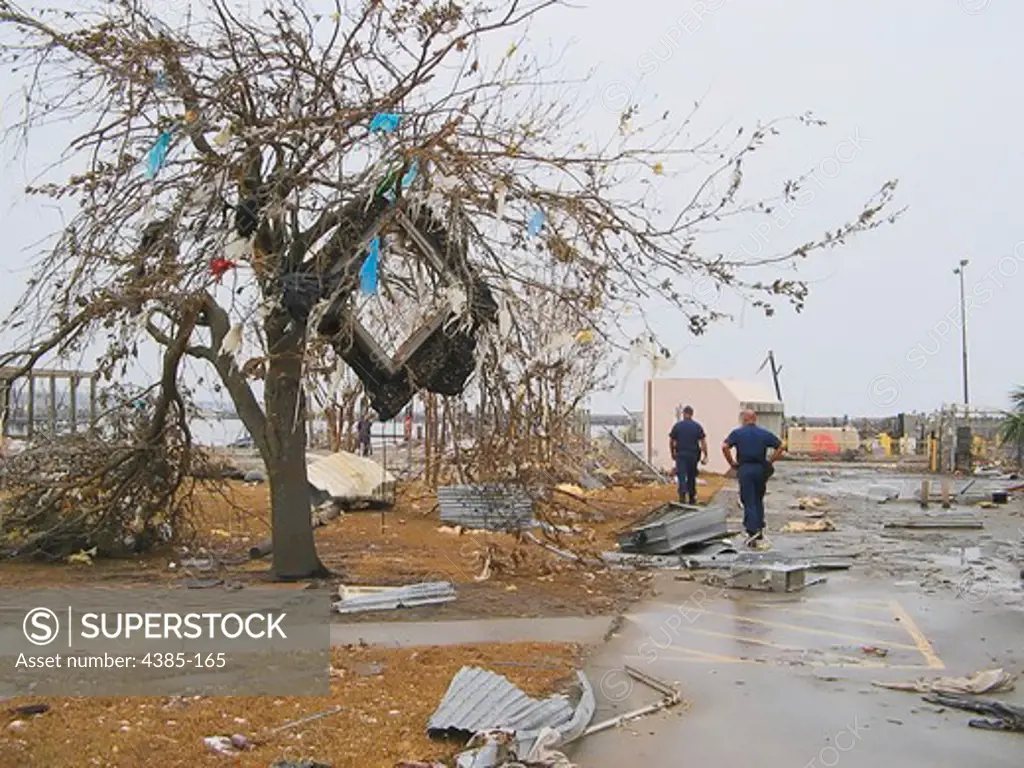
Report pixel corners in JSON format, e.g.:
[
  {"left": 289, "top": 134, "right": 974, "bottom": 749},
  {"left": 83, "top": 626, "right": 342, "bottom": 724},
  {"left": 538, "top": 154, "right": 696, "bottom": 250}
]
[
  {"left": 0, "top": 471, "right": 729, "bottom": 767},
  {"left": 1, "top": 642, "right": 581, "bottom": 767},
  {"left": 0, "top": 475, "right": 725, "bottom": 619}
]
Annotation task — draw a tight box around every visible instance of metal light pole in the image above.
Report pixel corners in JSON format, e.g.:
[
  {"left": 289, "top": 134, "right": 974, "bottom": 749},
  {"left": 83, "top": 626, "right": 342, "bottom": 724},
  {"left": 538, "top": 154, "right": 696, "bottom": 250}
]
[{"left": 953, "top": 259, "right": 969, "bottom": 406}]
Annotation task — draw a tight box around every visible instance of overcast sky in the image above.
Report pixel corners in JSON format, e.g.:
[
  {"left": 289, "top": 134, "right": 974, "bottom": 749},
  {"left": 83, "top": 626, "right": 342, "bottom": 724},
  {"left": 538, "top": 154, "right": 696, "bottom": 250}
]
[
  {"left": 533, "top": 0, "right": 1022, "bottom": 417},
  {"left": 1, "top": 0, "right": 1020, "bottom": 419}
]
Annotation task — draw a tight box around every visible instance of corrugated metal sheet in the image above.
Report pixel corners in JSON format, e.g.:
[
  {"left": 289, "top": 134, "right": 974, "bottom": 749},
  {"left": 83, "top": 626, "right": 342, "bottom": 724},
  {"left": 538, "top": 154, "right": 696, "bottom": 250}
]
[
  {"left": 617, "top": 502, "right": 728, "bottom": 554},
  {"left": 602, "top": 550, "right": 855, "bottom": 571},
  {"left": 308, "top": 451, "right": 394, "bottom": 500},
  {"left": 332, "top": 582, "right": 456, "bottom": 614},
  {"left": 433, "top": 668, "right": 594, "bottom": 764},
  {"left": 429, "top": 667, "right": 573, "bottom": 737},
  {"left": 438, "top": 485, "right": 534, "bottom": 531}
]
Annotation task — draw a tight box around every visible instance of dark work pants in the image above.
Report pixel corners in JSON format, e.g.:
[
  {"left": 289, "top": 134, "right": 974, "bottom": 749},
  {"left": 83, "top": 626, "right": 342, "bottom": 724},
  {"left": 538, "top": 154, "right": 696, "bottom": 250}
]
[
  {"left": 676, "top": 455, "right": 699, "bottom": 504},
  {"left": 737, "top": 463, "right": 767, "bottom": 534}
]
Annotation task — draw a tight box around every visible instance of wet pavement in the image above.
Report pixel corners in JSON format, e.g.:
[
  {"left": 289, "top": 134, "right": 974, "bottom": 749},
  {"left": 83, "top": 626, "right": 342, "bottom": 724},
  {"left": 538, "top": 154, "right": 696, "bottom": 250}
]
[
  {"left": 571, "top": 463, "right": 1024, "bottom": 767},
  {"left": 573, "top": 575, "right": 1023, "bottom": 766},
  {"left": 330, "top": 615, "right": 612, "bottom": 647},
  {"left": 330, "top": 463, "right": 1024, "bottom": 765}
]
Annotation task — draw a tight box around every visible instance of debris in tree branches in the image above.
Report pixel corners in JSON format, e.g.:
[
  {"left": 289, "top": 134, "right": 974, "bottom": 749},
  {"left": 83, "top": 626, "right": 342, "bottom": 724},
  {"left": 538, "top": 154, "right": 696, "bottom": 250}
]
[
  {"left": 527, "top": 208, "right": 545, "bottom": 237},
  {"left": 369, "top": 112, "right": 402, "bottom": 133},
  {"left": 0, "top": 428, "right": 217, "bottom": 561},
  {"left": 360, "top": 236, "right": 381, "bottom": 295},
  {"left": 145, "top": 131, "right": 172, "bottom": 179},
  {"left": 209, "top": 257, "right": 237, "bottom": 282}
]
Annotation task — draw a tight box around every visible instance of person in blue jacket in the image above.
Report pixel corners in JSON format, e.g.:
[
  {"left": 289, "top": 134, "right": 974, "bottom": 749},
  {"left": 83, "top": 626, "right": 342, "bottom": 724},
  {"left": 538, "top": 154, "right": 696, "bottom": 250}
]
[
  {"left": 722, "top": 409, "right": 785, "bottom": 549},
  {"left": 669, "top": 406, "right": 707, "bottom": 504}
]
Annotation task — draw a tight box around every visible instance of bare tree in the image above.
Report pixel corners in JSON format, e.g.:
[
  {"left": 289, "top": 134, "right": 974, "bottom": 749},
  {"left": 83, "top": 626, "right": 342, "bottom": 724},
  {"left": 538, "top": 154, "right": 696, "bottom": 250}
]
[{"left": 0, "top": 0, "right": 901, "bottom": 578}]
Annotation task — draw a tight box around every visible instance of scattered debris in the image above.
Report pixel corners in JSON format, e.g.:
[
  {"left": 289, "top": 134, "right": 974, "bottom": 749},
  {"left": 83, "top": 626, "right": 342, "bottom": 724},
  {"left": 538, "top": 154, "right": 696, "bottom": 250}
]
[
  {"left": 602, "top": 549, "right": 855, "bottom": 572},
  {"left": 438, "top": 485, "right": 535, "bottom": 531},
  {"left": 249, "top": 538, "right": 273, "bottom": 559},
  {"left": 429, "top": 667, "right": 594, "bottom": 762},
  {"left": 616, "top": 502, "right": 728, "bottom": 554},
  {"left": 272, "top": 760, "right": 332, "bottom": 768},
  {"left": 265, "top": 705, "right": 345, "bottom": 735},
  {"left": 582, "top": 665, "right": 680, "bottom": 737},
  {"left": 475, "top": 555, "right": 493, "bottom": 582},
  {"left": 781, "top": 519, "right": 836, "bottom": 533},
  {"left": 867, "top": 485, "right": 901, "bottom": 503},
  {"left": 307, "top": 451, "right": 394, "bottom": 504},
  {"left": 184, "top": 577, "right": 225, "bottom": 589},
  {"left": 873, "top": 668, "right": 1015, "bottom": 695},
  {"left": 10, "top": 703, "right": 49, "bottom": 716},
  {"left": 180, "top": 556, "right": 217, "bottom": 572},
  {"left": 313, "top": 500, "right": 345, "bottom": 527},
  {"left": 922, "top": 693, "right": 1024, "bottom": 732},
  {"left": 333, "top": 582, "right": 456, "bottom": 614},
  {"left": 0, "top": 430, "right": 208, "bottom": 559},
  {"left": 553, "top": 483, "right": 587, "bottom": 499},
  {"left": 522, "top": 531, "right": 582, "bottom": 562},
  {"left": 884, "top": 515, "right": 983, "bottom": 530},
  {"left": 861, "top": 646, "right": 889, "bottom": 658},
  {"left": 66, "top": 547, "right": 97, "bottom": 565},
  {"left": 351, "top": 661, "right": 385, "bottom": 677},
  {"left": 204, "top": 735, "right": 244, "bottom": 756},
  {"left": 455, "top": 730, "right": 517, "bottom": 767},
  {"left": 795, "top": 496, "right": 829, "bottom": 510},
  {"left": 725, "top": 563, "right": 811, "bottom": 593}
]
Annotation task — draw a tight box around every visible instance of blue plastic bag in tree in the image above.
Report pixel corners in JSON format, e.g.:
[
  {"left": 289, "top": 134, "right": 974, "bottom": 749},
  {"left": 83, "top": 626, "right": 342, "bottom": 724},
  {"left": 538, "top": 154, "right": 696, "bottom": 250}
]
[
  {"left": 528, "top": 208, "right": 545, "bottom": 237},
  {"left": 369, "top": 112, "right": 401, "bottom": 133},
  {"left": 360, "top": 237, "right": 380, "bottom": 295},
  {"left": 401, "top": 159, "right": 419, "bottom": 189},
  {"left": 145, "top": 131, "right": 173, "bottom": 180}
]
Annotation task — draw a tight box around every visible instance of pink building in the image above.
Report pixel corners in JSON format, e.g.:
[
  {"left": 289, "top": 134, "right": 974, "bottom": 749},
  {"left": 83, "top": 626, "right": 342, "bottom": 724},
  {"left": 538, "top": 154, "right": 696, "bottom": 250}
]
[{"left": 644, "top": 378, "right": 784, "bottom": 475}]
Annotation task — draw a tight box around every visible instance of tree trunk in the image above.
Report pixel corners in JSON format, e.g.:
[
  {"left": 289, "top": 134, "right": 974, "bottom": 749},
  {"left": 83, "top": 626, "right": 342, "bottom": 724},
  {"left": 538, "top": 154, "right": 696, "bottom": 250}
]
[{"left": 264, "top": 312, "right": 328, "bottom": 580}]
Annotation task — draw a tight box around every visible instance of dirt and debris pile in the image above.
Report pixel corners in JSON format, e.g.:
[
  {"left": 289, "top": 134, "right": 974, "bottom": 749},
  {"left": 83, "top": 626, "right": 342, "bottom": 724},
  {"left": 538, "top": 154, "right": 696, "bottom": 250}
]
[{"left": 0, "top": 430, "right": 214, "bottom": 560}]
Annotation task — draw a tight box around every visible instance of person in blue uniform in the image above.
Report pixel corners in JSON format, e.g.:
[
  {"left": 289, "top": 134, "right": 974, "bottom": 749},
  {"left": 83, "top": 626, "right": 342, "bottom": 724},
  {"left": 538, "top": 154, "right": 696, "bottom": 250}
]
[
  {"left": 722, "top": 409, "right": 785, "bottom": 549},
  {"left": 669, "top": 406, "right": 708, "bottom": 504}
]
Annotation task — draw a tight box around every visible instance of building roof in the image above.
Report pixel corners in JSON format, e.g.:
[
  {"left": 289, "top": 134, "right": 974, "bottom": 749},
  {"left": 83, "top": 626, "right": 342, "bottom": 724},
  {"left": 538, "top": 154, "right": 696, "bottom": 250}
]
[
  {"left": 720, "top": 378, "right": 781, "bottom": 405},
  {"left": 649, "top": 377, "right": 781, "bottom": 405}
]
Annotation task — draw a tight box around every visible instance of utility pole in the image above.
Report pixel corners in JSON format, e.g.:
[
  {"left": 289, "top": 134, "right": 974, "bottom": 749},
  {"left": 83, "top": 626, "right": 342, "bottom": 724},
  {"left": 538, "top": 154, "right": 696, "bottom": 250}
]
[
  {"left": 953, "top": 259, "right": 969, "bottom": 406},
  {"left": 759, "top": 350, "right": 783, "bottom": 402},
  {"left": 770, "top": 352, "right": 782, "bottom": 403}
]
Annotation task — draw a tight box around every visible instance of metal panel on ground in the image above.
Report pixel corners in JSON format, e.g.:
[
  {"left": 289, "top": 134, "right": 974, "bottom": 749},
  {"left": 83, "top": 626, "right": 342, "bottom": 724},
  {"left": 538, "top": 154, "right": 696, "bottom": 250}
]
[
  {"left": 333, "top": 582, "right": 456, "bottom": 614},
  {"left": 438, "top": 485, "right": 535, "bottom": 531},
  {"left": 616, "top": 502, "right": 729, "bottom": 554}
]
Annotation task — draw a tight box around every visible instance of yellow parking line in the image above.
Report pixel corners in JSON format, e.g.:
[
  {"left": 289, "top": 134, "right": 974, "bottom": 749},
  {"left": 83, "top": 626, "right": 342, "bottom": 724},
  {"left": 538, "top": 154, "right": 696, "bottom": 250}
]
[
  {"left": 671, "top": 624, "right": 801, "bottom": 651},
  {"left": 888, "top": 600, "right": 945, "bottom": 669},
  {"left": 694, "top": 608, "right": 920, "bottom": 651},
  {"left": 764, "top": 606, "right": 903, "bottom": 630},
  {"left": 625, "top": 645, "right": 742, "bottom": 664},
  {"left": 636, "top": 652, "right": 934, "bottom": 670},
  {"left": 669, "top": 625, "right": 892, "bottom": 666}
]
